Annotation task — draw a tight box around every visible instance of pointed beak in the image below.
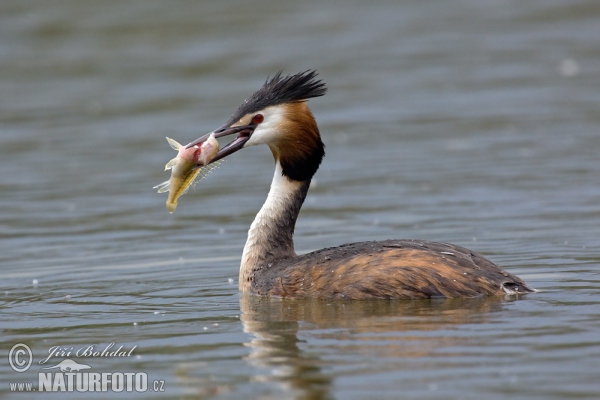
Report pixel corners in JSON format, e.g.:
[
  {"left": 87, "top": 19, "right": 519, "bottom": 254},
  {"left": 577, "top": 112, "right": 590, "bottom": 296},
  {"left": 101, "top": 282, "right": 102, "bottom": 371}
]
[{"left": 185, "top": 124, "right": 256, "bottom": 164}]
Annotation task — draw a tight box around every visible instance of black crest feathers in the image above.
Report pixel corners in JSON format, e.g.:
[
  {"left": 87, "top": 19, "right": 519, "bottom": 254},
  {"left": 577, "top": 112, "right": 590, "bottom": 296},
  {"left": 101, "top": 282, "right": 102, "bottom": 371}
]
[{"left": 226, "top": 70, "right": 327, "bottom": 125}]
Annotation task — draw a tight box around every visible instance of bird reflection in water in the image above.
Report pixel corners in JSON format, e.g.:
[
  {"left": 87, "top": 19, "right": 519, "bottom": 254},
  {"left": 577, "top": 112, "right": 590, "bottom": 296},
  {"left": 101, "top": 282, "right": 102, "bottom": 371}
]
[{"left": 239, "top": 294, "right": 518, "bottom": 399}]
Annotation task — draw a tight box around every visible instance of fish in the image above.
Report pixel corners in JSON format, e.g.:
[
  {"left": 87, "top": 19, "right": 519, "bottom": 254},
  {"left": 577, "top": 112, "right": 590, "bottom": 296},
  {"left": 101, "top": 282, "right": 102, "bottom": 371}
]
[{"left": 154, "top": 133, "right": 221, "bottom": 213}]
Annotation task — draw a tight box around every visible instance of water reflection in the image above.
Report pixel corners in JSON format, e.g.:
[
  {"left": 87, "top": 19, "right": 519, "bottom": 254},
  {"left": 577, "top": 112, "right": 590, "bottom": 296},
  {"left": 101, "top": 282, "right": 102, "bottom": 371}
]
[{"left": 240, "top": 294, "right": 516, "bottom": 400}]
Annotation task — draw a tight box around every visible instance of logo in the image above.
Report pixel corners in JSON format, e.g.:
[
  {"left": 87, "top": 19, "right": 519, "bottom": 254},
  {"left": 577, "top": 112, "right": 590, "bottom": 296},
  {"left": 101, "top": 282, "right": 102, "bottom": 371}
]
[
  {"left": 7, "top": 343, "right": 165, "bottom": 393},
  {"left": 41, "top": 359, "right": 91, "bottom": 372},
  {"left": 9, "top": 343, "right": 32, "bottom": 373}
]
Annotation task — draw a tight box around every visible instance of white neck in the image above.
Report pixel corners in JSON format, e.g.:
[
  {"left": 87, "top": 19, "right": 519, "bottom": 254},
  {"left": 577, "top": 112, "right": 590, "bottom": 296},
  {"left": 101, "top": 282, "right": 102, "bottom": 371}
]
[{"left": 239, "top": 162, "right": 309, "bottom": 291}]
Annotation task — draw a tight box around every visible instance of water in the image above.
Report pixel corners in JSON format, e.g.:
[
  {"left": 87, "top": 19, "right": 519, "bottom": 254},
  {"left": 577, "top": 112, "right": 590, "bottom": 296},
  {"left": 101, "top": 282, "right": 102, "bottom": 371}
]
[{"left": 2, "top": 0, "right": 599, "bottom": 398}]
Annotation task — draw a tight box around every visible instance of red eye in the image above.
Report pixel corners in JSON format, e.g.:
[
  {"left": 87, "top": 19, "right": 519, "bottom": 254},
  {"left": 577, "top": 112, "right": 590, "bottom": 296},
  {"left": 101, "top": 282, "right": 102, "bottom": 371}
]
[{"left": 252, "top": 114, "right": 264, "bottom": 124}]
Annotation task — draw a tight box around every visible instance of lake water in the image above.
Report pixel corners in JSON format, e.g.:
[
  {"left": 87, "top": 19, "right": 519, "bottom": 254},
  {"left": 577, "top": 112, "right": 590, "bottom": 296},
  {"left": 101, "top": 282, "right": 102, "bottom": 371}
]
[{"left": 2, "top": 0, "right": 599, "bottom": 399}]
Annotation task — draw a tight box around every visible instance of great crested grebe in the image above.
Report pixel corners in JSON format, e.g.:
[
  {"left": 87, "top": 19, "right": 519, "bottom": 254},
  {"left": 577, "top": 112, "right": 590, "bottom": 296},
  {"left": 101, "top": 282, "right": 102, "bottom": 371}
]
[{"left": 185, "top": 70, "right": 535, "bottom": 299}]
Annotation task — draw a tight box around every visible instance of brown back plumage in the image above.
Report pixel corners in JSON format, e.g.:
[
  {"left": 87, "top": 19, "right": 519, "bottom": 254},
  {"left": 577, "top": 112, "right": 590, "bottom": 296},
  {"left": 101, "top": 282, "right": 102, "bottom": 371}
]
[{"left": 251, "top": 239, "right": 535, "bottom": 299}]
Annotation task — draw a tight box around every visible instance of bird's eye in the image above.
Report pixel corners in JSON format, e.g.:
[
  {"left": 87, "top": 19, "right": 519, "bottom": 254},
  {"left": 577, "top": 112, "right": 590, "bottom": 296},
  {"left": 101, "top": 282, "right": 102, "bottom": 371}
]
[{"left": 252, "top": 114, "right": 264, "bottom": 124}]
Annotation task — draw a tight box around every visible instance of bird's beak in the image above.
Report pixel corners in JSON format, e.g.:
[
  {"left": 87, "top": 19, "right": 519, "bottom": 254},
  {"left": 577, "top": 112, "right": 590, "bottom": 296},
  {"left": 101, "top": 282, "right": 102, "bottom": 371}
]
[{"left": 185, "top": 124, "right": 256, "bottom": 165}]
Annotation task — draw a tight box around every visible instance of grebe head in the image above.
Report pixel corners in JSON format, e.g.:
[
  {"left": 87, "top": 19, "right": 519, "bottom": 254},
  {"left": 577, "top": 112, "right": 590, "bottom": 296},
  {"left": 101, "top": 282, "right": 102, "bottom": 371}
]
[{"left": 186, "top": 70, "right": 327, "bottom": 181}]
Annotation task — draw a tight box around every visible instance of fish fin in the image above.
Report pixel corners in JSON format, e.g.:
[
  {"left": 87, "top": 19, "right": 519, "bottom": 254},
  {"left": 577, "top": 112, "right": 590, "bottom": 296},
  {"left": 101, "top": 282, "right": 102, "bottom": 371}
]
[
  {"left": 164, "top": 157, "right": 178, "bottom": 170},
  {"left": 153, "top": 180, "right": 170, "bottom": 193},
  {"left": 191, "top": 160, "right": 225, "bottom": 188},
  {"left": 166, "top": 137, "right": 182, "bottom": 151}
]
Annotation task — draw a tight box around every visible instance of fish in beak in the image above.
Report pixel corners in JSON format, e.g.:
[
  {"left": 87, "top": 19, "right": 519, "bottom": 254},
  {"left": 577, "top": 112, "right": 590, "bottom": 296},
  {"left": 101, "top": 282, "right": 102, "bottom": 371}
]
[
  {"left": 184, "top": 123, "right": 257, "bottom": 164},
  {"left": 153, "top": 133, "right": 221, "bottom": 213}
]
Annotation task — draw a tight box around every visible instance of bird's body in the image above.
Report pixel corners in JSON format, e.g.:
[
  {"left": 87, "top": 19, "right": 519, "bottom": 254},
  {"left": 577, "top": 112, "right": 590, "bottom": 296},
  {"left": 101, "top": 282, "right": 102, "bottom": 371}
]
[
  {"left": 184, "top": 71, "right": 535, "bottom": 299},
  {"left": 250, "top": 240, "right": 529, "bottom": 299}
]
